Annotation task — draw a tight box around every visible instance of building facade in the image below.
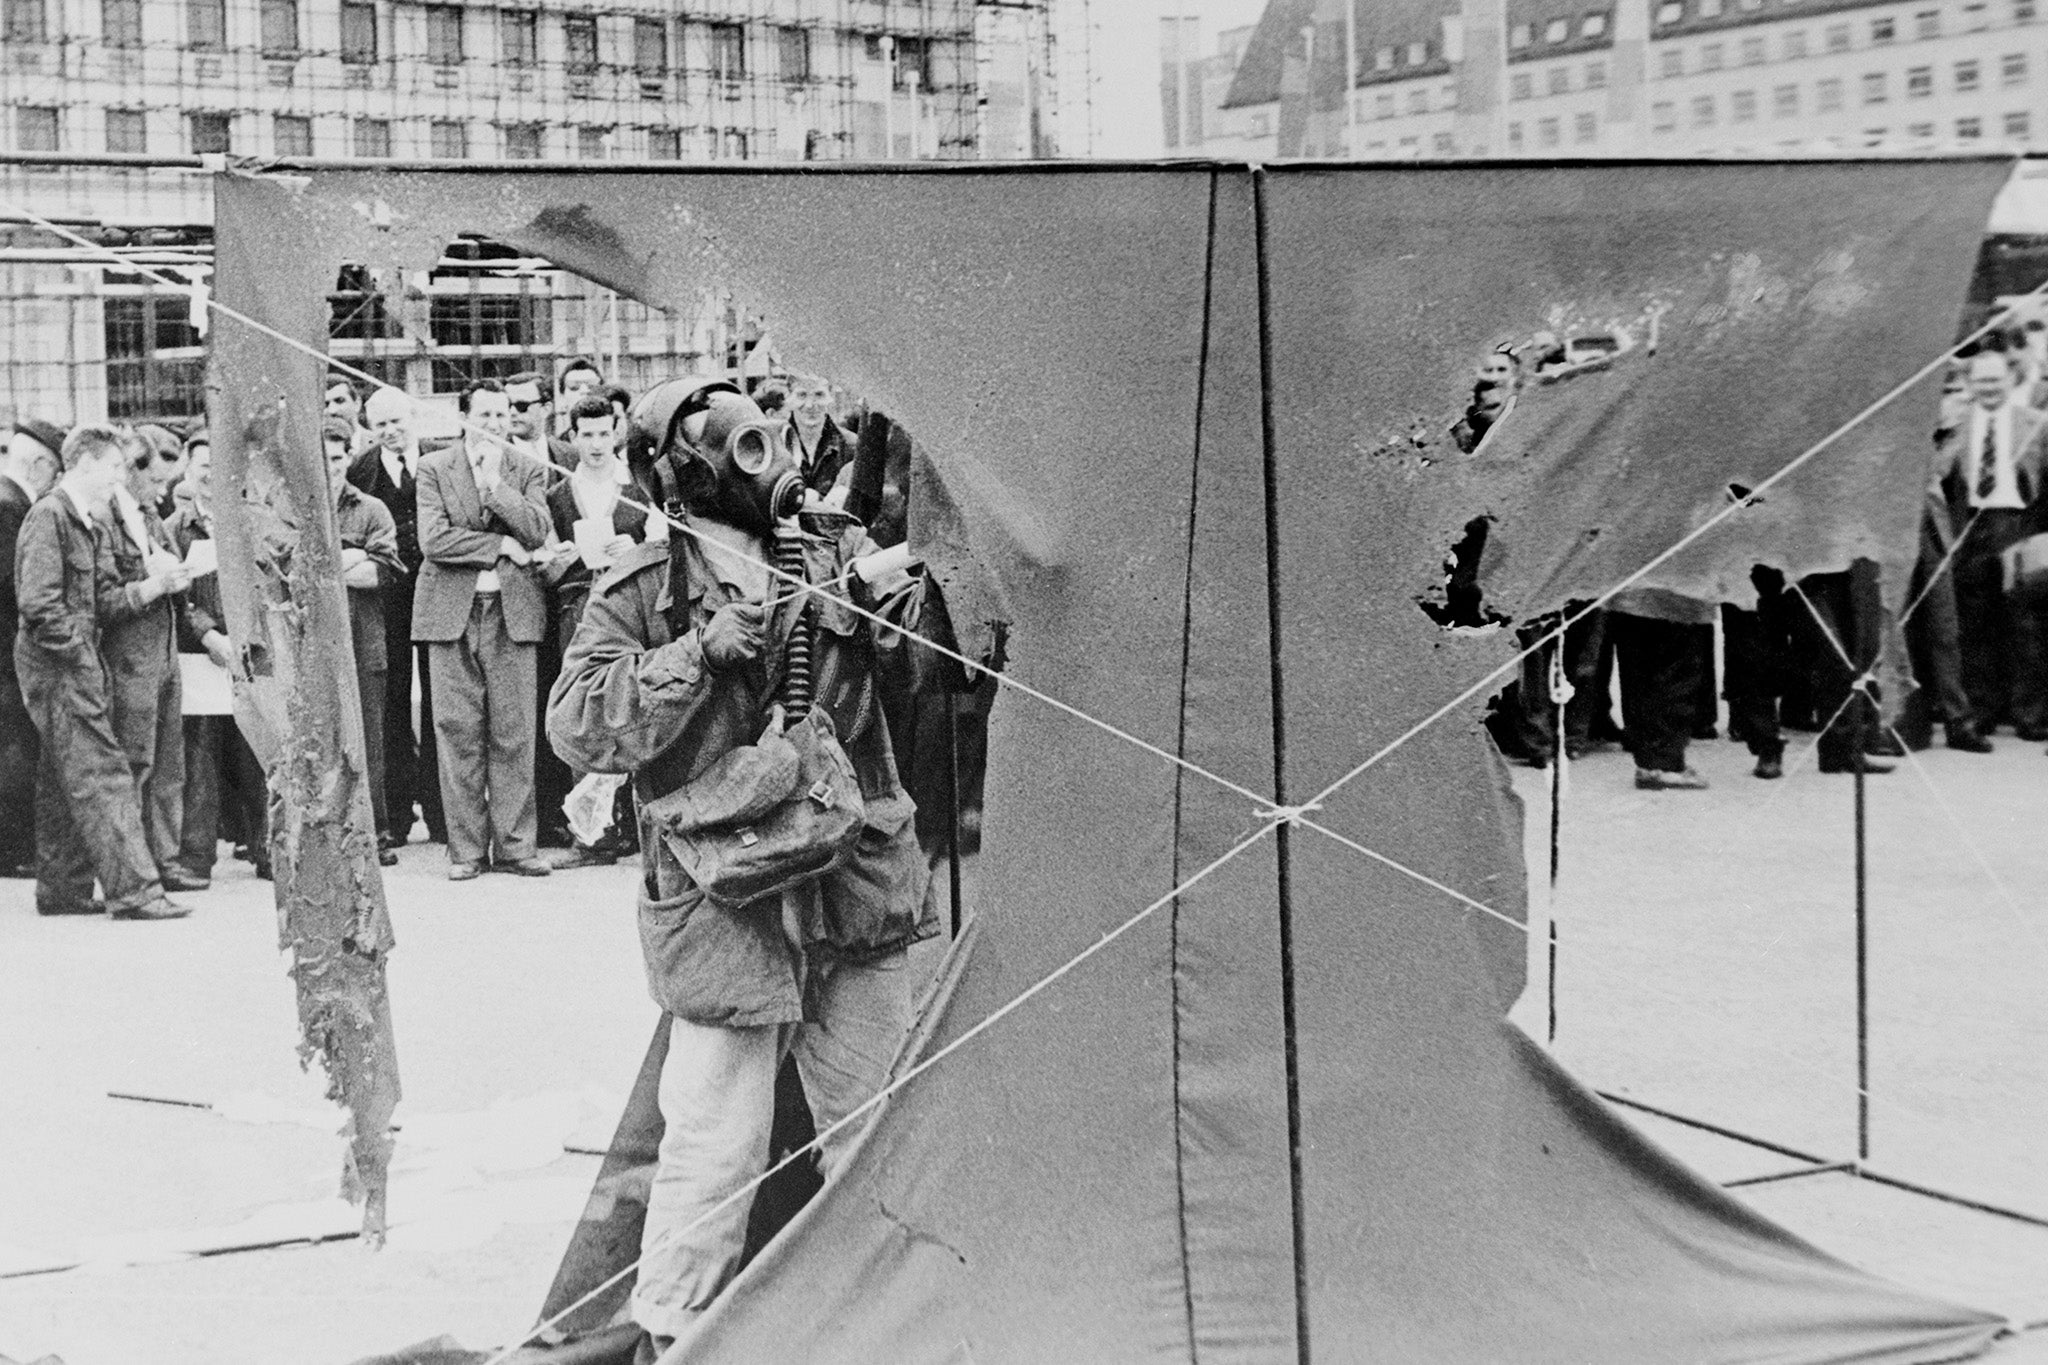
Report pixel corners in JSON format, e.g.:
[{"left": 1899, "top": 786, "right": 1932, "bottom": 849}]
[
  {"left": 0, "top": 0, "right": 1056, "bottom": 427},
  {"left": 1173, "top": 0, "right": 2048, "bottom": 159}
]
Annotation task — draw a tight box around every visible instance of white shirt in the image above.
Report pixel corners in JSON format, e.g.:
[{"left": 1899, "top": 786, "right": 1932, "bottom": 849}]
[
  {"left": 111, "top": 485, "right": 153, "bottom": 557},
  {"left": 568, "top": 457, "right": 628, "bottom": 524},
  {"left": 468, "top": 445, "right": 503, "bottom": 594},
  {"left": 379, "top": 440, "right": 420, "bottom": 491},
  {"left": 1964, "top": 399, "right": 2027, "bottom": 511}
]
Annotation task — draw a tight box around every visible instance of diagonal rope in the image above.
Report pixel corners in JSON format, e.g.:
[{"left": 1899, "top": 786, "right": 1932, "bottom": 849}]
[{"left": 1898, "top": 505, "right": 1982, "bottom": 629}]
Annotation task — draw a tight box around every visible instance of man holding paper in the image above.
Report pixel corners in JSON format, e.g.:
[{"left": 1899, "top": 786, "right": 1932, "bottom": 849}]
[{"left": 541, "top": 393, "right": 655, "bottom": 870}]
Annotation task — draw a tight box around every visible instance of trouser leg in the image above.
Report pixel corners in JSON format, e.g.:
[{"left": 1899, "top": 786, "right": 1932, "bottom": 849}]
[
  {"left": 29, "top": 680, "right": 160, "bottom": 912},
  {"left": 1722, "top": 601, "right": 1783, "bottom": 760},
  {"left": 1688, "top": 621, "right": 1718, "bottom": 735},
  {"left": 356, "top": 665, "right": 389, "bottom": 839},
  {"left": 33, "top": 713, "right": 94, "bottom": 909},
  {"left": 381, "top": 590, "right": 416, "bottom": 841},
  {"left": 479, "top": 606, "right": 538, "bottom": 862},
  {"left": 225, "top": 723, "right": 270, "bottom": 868},
  {"left": 143, "top": 664, "right": 184, "bottom": 875},
  {"left": 1793, "top": 572, "right": 1866, "bottom": 768},
  {"left": 534, "top": 614, "right": 573, "bottom": 844},
  {"left": 633, "top": 1015, "right": 780, "bottom": 1339},
  {"left": 1560, "top": 606, "right": 1605, "bottom": 749},
  {"left": 416, "top": 639, "right": 444, "bottom": 839},
  {"left": 179, "top": 714, "right": 222, "bottom": 876},
  {"left": 429, "top": 615, "right": 489, "bottom": 866},
  {"left": 789, "top": 952, "right": 915, "bottom": 1179},
  {"left": 1612, "top": 613, "right": 1699, "bottom": 773},
  {"left": 0, "top": 675, "right": 38, "bottom": 869},
  {"left": 1512, "top": 617, "right": 1559, "bottom": 762}
]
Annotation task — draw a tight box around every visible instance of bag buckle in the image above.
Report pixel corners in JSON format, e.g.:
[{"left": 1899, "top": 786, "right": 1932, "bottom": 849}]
[
  {"left": 807, "top": 779, "right": 835, "bottom": 808},
  {"left": 737, "top": 826, "right": 759, "bottom": 848}
]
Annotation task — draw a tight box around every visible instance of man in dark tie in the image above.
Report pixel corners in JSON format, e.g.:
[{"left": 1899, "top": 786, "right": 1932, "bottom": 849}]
[
  {"left": 413, "top": 379, "right": 556, "bottom": 880},
  {"left": 349, "top": 385, "right": 444, "bottom": 849},
  {"left": 0, "top": 418, "right": 63, "bottom": 876},
  {"left": 1939, "top": 345, "right": 2048, "bottom": 738}
]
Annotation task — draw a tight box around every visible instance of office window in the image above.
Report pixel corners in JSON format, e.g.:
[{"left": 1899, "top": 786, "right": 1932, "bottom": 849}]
[
  {"left": 1548, "top": 66, "right": 1571, "bottom": 93},
  {"left": 430, "top": 119, "right": 467, "bottom": 158},
  {"left": 1510, "top": 22, "right": 1532, "bottom": 47},
  {"left": 1908, "top": 66, "right": 1933, "bottom": 94},
  {"left": 1908, "top": 120, "right": 1936, "bottom": 135},
  {"left": 1653, "top": 99, "right": 1677, "bottom": 131},
  {"left": 1863, "top": 126, "right": 1889, "bottom": 142},
  {"left": 1693, "top": 93, "right": 1717, "bottom": 124},
  {"left": 1408, "top": 88, "right": 1430, "bottom": 113},
  {"left": 1433, "top": 131, "right": 1456, "bottom": 155},
  {"left": 1407, "top": 40, "right": 1427, "bottom": 63},
  {"left": 1956, "top": 59, "right": 1981, "bottom": 90},
  {"left": 1863, "top": 72, "right": 1888, "bottom": 101},
  {"left": 648, "top": 127, "right": 680, "bottom": 160},
  {"left": 188, "top": 110, "right": 230, "bottom": 153},
  {"left": 778, "top": 24, "right": 809, "bottom": 81},
  {"left": 1537, "top": 115, "right": 1561, "bottom": 145},
  {"left": 1700, "top": 0, "right": 1723, "bottom": 15},
  {"left": 1656, "top": 1, "right": 1683, "bottom": 21},
  {"left": 1732, "top": 88, "right": 1758, "bottom": 119},
  {"left": 2019, "top": 0, "right": 2038, "bottom": 20},
  {"left": 16, "top": 106, "right": 57, "bottom": 151},
  {"left": 1773, "top": 83, "right": 1799, "bottom": 115},
  {"left": 1740, "top": 36, "right": 1765, "bottom": 63},
  {"left": 1659, "top": 49, "right": 1684, "bottom": 77},
  {"left": 633, "top": 17, "right": 665, "bottom": 80},
  {"left": 1508, "top": 120, "right": 1525, "bottom": 149},
  {"left": 426, "top": 5, "right": 462, "bottom": 63},
  {"left": 1375, "top": 93, "right": 1395, "bottom": 117},
  {"left": 709, "top": 21, "right": 745, "bottom": 79},
  {"left": 1871, "top": 15, "right": 1896, "bottom": 39},
  {"left": 1375, "top": 45, "right": 1394, "bottom": 70},
  {"left": 272, "top": 113, "right": 310, "bottom": 155},
  {"left": 1441, "top": 82, "right": 1459, "bottom": 107},
  {"left": 102, "top": 0, "right": 141, "bottom": 47},
  {"left": 105, "top": 291, "right": 205, "bottom": 421},
  {"left": 2006, "top": 110, "right": 2032, "bottom": 135},
  {"left": 107, "top": 108, "right": 147, "bottom": 153},
  {"left": 503, "top": 123, "right": 541, "bottom": 159},
  {"left": 578, "top": 125, "right": 607, "bottom": 159},
  {"left": 1914, "top": 7, "right": 1940, "bottom": 35},
  {"left": 721, "top": 129, "right": 748, "bottom": 159},
  {"left": 1817, "top": 76, "right": 1844, "bottom": 107},
  {"left": 1783, "top": 29, "right": 1808, "bottom": 57},
  {"left": 259, "top": 0, "right": 297, "bottom": 54},
  {"left": 187, "top": 0, "right": 225, "bottom": 50},
  {"left": 1510, "top": 72, "right": 1534, "bottom": 98},
  {"left": 1574, "top": 110, "right": 1598, "bottom": 141},
  {"left": 340, "top": 0, "right": 377, "bottom": 63},
  {"left": 1957, "top": 115, "right": 1983, "bottom": 137},
  {"left": 1545, "top": 17, "right": 1568, "bottom": 40},
  {"left": 500, "top": 9, "right": 536, "bottom": 64},
  {"left": 353, "top": 118, "right": 390, "bottom": 158},
  {"left": 563, "top": 13, "right": 597, "bottom": 72},
  {"left": 1586, "top": 59, "right": 1607, "bottom": 87},
  {"left": 4, "top": 0, "right": 45, "bottom": 42},
  {"left": 1700, "top": 42, "right": 1724, "bottom": 69},
  {"left": 1582, "top": 11, "right": 1608, "bottom": 34}
]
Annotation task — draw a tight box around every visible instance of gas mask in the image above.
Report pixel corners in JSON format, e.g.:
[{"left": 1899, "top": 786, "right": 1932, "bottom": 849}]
[{"left": 629, "top": 378, "right": 806, "bottom": 536}]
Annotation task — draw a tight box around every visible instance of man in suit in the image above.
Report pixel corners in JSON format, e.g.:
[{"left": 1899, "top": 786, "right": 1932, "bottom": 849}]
[
  {"left": 1939, "top": 345, "right": 2048, "bottom": 738},
  {"left": 0, "top": 419, "right": 62, "bottom": 876},
  {"left": 349, "top": 385, "right": 444, "bottom": 849},
  {"left": 414, "top": 379, "right": 556, "bottom": 880}
]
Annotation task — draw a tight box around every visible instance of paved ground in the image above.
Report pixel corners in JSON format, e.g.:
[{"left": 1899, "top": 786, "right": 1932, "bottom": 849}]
[{"left": 0, "top": 722, "right": 2043, "bottom": 1363}]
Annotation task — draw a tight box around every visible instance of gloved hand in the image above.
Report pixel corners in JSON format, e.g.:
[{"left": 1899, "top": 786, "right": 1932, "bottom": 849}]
[{"left": 699, "top": 601, "right": 766, "bottom": 673}]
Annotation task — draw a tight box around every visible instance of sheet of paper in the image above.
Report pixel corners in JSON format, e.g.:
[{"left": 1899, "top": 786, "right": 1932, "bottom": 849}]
[
  {"left": 182, "top": 537, "right": 218, "bottom": 577},
  {"left": 572, "top": 517, "right": 612, "bottom": 571},
  {"left": 179, "top": 652, "right": 233, "bottom": 716}
]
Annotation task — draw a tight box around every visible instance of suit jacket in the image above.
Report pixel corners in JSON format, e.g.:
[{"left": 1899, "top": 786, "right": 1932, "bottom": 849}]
[
  {"left": 412, "top": 442, "right": 552, "bottom": 644},
  {"left": 1936, "top": 402, "right": 2048, "bottom": 530},
  {"left": 0, "top": 475, "right": 33, "bottom": 689},
  {"left": 347, "top": 445, "right": 424, "bottom": 573}
]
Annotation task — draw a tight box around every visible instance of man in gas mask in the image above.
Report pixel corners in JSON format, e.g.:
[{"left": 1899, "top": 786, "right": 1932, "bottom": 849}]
[{"left": 548, "top": 377, "right": 964, "bottom": 1355}]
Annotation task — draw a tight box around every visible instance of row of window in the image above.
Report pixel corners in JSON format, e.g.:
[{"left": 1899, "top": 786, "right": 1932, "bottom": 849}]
[
  {"left": 1509, "top": 60, "right": 1611, "bottom": 99},
  {"left": 1492, "top": 46, "right": 2032, "bottom": 103},
  {"left": 13, "top": 106, "right": 784, "bottom": 160},
  {"left": 1653, "top": 0, "right": 2034, "bottom": 27},
  {"left": 1658, "top": 21, "right": 2036, "bottom": 71},
  {"left": 1506, "top": 111, "right": 1607, "bottom": 149},
  {"left": 0, "top": 0, "right": 941, "bottom": 90},
  {"left": 1507, "top": 11, "right": 1611, "bottom": 50},
  {"left": 1649, "top": 80, "right": 2038, "bottom": 124}
]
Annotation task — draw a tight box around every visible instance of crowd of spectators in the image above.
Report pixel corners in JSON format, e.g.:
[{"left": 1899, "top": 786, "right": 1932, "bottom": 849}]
[{"left": 0, "top": 355, "right": 986, "bottom": 912}]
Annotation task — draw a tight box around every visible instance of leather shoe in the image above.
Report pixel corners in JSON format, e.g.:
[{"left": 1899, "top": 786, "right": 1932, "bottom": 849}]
[
  {"left": 1947, "top": 727, "right": 1994, "bottom": 753},
  {"left": 551, "top": 845, "right": 615, "bottom": 871},
  {"left": 500, "top": 856, "right": 554, "bottom": 877},
  {"left": 2015, "top": 724, "right": 2048, "bottom": 742},
  {"left": 1819, "top": 757, "right": 1894, "bottom": 774},
  {"left": 111, "top": 898, "right": 192, "bottom": 921},
  {"left": 37, "top": 898, "right": 105, "bottom": 916},
  {"left": 1753, "top": 754, "right": 1784, "bottom": 780},
  {"left": 160, "top": 867, "right": 211, "bottom": 893},
  {"left": 447, "top": 860, "right": 483, "bottom": 882},
  {"left": 1635, "top": 766, "right": 1709, "bottom": 790},
  {"left": 378, "top": 848, "right": 399, "bottom": 867},
  {"left": 1864, "top": 731, "right": 1908, "bottom": 759},
  {"left": 378, "top": 832, "right": 405, "bottom": 852}
]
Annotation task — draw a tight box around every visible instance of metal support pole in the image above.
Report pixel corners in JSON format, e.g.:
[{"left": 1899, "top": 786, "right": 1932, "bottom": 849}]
[
  {"left": 947, "top": 690, "right": 964, "bottom": 940},
  {"left": 1854, "top": 686, "right": 1871, "bottom": 1163},
  {"left": 1547, "top": 640, "right": 1568, "bottom": 1044}
]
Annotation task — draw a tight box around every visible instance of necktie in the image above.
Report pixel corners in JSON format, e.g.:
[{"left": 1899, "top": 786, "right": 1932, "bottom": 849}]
[{"left": 1977, "top": 420, "right": 2000, "bottom": 502}]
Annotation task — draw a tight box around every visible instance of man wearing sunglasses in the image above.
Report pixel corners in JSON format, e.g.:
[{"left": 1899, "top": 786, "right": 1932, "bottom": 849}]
[{"left": 505, "top": 371, "right": 575, "bottom": 472}]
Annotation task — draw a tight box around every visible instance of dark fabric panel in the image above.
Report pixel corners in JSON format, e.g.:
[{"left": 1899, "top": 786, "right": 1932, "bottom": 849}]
[
  {"left": 1259, "top": 162, "right": 2010, "bottom": 1362},
  {"left": 1170, "top": 169, "right": 1300, "bottom": 1363}
]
